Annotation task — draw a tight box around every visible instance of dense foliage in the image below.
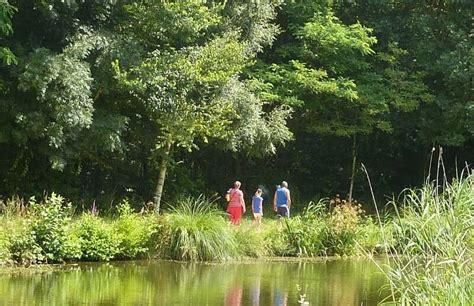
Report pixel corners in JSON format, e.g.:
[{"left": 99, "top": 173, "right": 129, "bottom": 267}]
[
  {"left": 0, "top": 0, "right": 472, "bottom": 209},
  {"left": 0, "top": 196, "right": 159, "bottom": 264},
  {"left": 0, "top": 3, "right": 471, "bottom": 304}
]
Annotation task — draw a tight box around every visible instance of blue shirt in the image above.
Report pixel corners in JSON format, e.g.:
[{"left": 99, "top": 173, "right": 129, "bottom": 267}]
[
  {"left": 252, "top": 196, "right": 263, "bottom": 213},
  {"left": 276, "top": 187, "right": 289, "bottom": 207}
]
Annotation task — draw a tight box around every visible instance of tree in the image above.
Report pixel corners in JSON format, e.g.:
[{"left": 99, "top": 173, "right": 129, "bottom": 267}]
[
  {"left": 0, "top": 0, "right": 15, "bottom": 65},
  {"left": 0, "top": 0, "right": 470, "bottom": 205},
  {"left": 113, "top": 1, "right": 291, "bottom": 211},
  {"left": 251, "top": 2, "right": 431, "bottom": 200},
  {"left": 113, "top": 36, "right": 246, "bottom": 211}
]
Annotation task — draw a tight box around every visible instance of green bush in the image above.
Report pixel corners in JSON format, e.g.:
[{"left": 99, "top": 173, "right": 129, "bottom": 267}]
[
  {"left": 113, "top": 200, "right": 158, "bottom": 259},
  {"left": 259, "top": 200, "right": 369, "bottom": 258},
  {"left": 268, "top": 200, "right": 329, "bottom": 257},
  {"left": 0, "top": 222, "right": 11, "bottom": 265},
  {"left": 281, "top": 216, "right": 327, "bottom": 256},
  {"left": 160, "top": 196, "right": 238, "bottom": 261},
  {"left": 29, "top": 193, "right": 81, "bottom": 262},
  {"left": 7, "top": 218, "right": 43, "bottom": 264},
  {"left": 73, "top": 214, "right": 120, "bottom": 261}
]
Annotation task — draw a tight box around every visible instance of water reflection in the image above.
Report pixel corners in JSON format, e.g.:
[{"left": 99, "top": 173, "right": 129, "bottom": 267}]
[
  {"left": 273, "top": 288, "right": 288, "bottom": 306},
  {"left": 250, "top": 277, "right": 260, "bottom": 306},
  {"left": 225, "top": 284, "right": 243, "bottom": 306},
  {"left": 0, "top": 259, "right": 389, "bottom": 305}
]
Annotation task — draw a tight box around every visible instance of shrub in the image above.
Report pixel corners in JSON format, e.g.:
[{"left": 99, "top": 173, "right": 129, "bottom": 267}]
[
  {"left": 356, "top": 217, "right": 394, "bottom": 255},
  {"left": 0, "top": 222, "right": 11, "bottom": 265},
  {"left": 113, "top": 200, "right": 158, "bottom": 259},
  {"left": 73, "top": 213, "right": 120, "bottom": 261},
  {"left": 7, "top": 218, "right": 43, "bottom": 265},
  {"left": 322, "top": 202, "right": 364, "bottom": 256},
  {"left": 259, "top": 201, "right": 330, "bottom": 257},
  {"left": 160, "top": 196, "right": 238, "bottom": 261},
  {"left": 63, "top": 223, "right": 83, "bottom": 261},
  {"left": 29, "top": 193, "right": 80, "bottom": 262}
]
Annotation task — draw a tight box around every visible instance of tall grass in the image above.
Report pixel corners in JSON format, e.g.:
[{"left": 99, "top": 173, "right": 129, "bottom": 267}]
[
  {"left": 159, "top": 196, "right": 238, "bottom": 261},
  {"left": 234, "top": 224, "right": 271, "bottom": 257},
  {"left": 379, "top": 175, "right": 473, "bottom": 305}
]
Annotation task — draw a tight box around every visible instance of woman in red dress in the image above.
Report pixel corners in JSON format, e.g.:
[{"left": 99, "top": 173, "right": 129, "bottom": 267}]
[{"left": 226, "top": 181, "right": 246, "bottom": 225}]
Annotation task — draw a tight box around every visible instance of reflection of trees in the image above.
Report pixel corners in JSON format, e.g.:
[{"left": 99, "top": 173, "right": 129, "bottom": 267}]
[
  {"left": 0, "top": 262, "right": 250, "bottom": 305},
  {"left": 0, "top": 259, "right": 389, "bottom": 305}
]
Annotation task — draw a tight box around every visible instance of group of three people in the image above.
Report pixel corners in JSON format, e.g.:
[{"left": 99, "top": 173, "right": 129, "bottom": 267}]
[{"left": 225, "top": 181, "right": 291, "bottom": 225}]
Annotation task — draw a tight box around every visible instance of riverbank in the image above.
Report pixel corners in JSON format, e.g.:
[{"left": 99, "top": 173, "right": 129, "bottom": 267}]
[
  {"left": 0, "top": 255, "right": 389, "bottom": 276},
  {"left": 0, "top": 194, "right": 390, "bottom": 266},
  {"left": 1, "top": 175, "right": 472, "bottom": 304}
]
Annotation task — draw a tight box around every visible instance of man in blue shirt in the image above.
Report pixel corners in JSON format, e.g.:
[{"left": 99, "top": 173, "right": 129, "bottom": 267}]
[{"left": 273, "top": 181, "right": 291, "bottom": 218}]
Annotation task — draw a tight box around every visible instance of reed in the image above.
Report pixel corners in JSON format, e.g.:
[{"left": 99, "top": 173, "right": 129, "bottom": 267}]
[{"left": 372, "top": 172, "right": 473, "bottom": 305}]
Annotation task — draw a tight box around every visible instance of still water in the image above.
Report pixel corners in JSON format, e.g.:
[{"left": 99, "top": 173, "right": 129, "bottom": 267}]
[{"left": 0, "top": 259, "right": 389, "bottom": 306}]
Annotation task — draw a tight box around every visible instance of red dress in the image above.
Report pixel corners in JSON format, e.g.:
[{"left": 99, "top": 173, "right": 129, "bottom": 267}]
[{"left": 226, "top": 188, "right": 243, "bottom": 225}]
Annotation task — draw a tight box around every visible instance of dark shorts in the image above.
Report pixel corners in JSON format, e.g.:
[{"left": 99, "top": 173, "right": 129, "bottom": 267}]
[{"left": 277, "top": 206, "right": 289, "bottom": 218}]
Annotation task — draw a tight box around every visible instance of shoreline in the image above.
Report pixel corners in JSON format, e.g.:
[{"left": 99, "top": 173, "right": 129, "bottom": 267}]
[{"left": 0, "top": 255, "right": 391, "bottom": 275}]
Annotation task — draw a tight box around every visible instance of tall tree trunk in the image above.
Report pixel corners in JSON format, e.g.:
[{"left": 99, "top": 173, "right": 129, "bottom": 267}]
[
  {"left": 348, "top": 134, "right": 357, "bottom": 203},
  {"left": 153, "top": 140, "right": 172, "bottom": 214},
  {"left": 234, "top": 152, "right": 242, "bottom": 178}
]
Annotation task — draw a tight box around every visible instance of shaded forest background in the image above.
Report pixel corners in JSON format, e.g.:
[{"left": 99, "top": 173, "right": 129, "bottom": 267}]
[{"left": 0, "top": 0, "right": 472, "bottom": 210}]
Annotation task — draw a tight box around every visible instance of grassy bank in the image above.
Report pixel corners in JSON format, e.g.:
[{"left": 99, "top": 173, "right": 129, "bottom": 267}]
[
  {"left": 0, "top": 193, "right": 390, "bottom": 265},
  {"left": 1, "top": 176, "right": 472, "bottom": 305},
  {"left": 1, "top": 172, "right": 472, "bottom": 306}
]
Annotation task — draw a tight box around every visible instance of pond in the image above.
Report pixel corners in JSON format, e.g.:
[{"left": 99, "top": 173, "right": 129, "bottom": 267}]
[{"left": 0, "top": 259, "right": 389, "bottom": 305}]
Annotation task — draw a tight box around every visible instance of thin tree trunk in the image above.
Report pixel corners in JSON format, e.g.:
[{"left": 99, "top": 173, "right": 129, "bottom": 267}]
[
  {"left": 234, "top": 152, "right": 242, "bottom": 178},
  {"left": 154, "top": 140, "right": 172, "bottom": 214},
  {"left": 348, "top": 134, "right": 357, "bottom": 203}
]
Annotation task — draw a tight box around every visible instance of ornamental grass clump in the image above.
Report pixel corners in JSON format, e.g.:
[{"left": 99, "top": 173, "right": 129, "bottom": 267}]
[
  {"left": 0, "top": 227, "right": 10, "bottom": 265},
  {"left": 381, "top": 174, "right": 473, "bottom": 305},
  {"left": 159, "top": 195, "right": 238, "bottom": 261},
  {"left": 0, "top": 214, "right": 12, "bottom": 265}
]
